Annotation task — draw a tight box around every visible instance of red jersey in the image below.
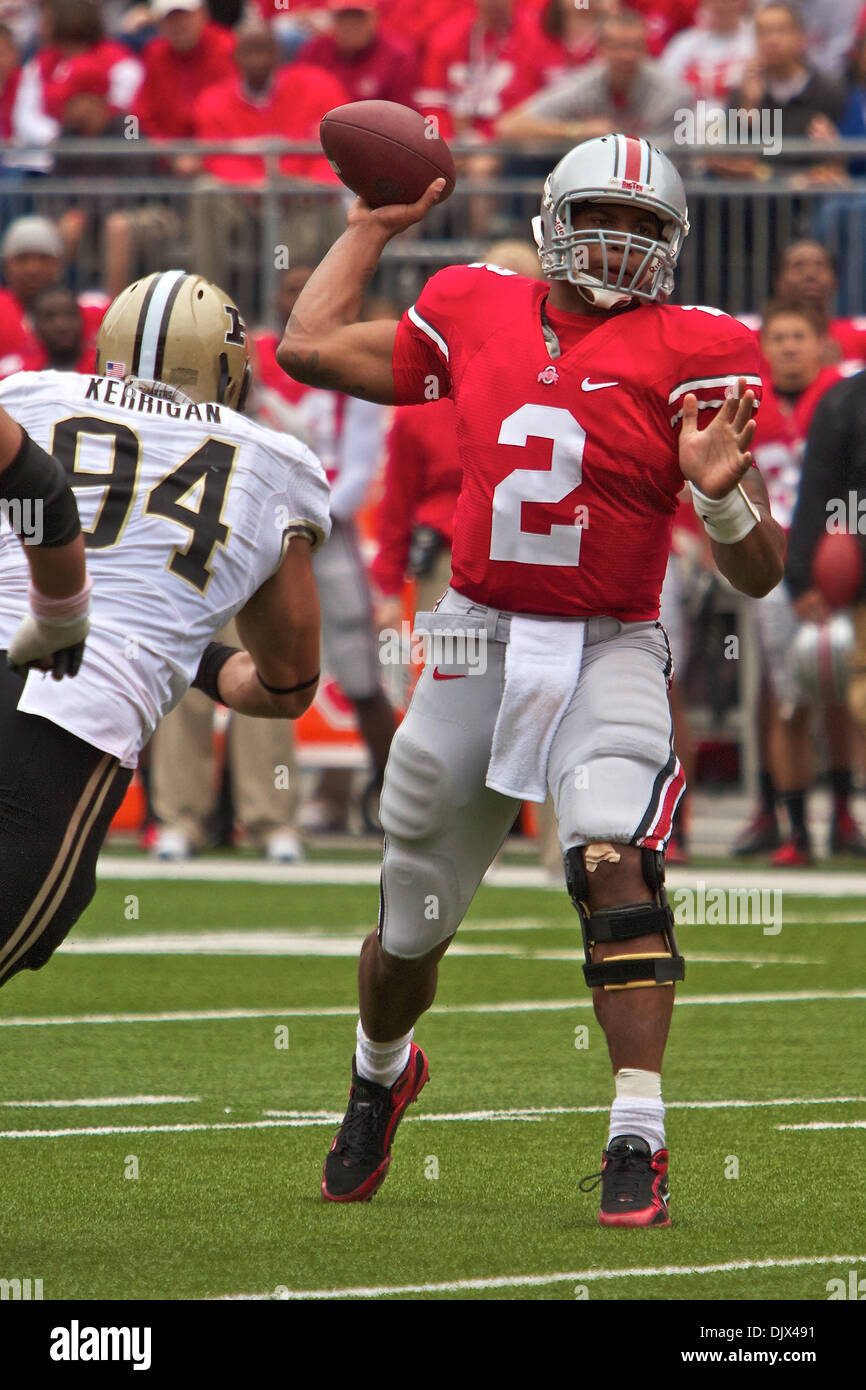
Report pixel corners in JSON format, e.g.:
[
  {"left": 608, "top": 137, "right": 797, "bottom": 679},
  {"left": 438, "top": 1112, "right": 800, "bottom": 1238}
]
[
  {"left": 371, "top": 399, "right": 462, "bottom": 595},
  {"left": 375, "top": 0, "right": 475, "bottom": 57},
  {"left": 252, "top": 329, "right": 345, "bottom": 476},
  {"left": 0, "top": 64, "right": 20, "bottom": 139},
  {"left": 392, "top": 264, "right": 762, "bottom": 620},
  {"left": 19, "top": 345, "right": 97, "bottom": 374},
  {"left": 626, "top": 0, "right": 699, "bottom": 56},
  {"left": 40, "top": 40, "right": 142, "bottom": 120},
  {"left": 137, "top": 23, "right": 236, "bottom": 140},
  {"left": 193, "top": 67, "right": 347, "bottom": 184},
  {"left": 297, "top": 32, "right": 419, "bottom": 108},
  {"left": 417, "top": 9, "right": 554, "bottom": 140},
  {"left": 751, "top": 366, "right": 845, "bottom": 531}
]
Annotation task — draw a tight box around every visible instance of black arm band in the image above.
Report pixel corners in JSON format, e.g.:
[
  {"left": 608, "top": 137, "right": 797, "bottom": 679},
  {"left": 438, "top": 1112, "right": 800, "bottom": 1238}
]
[
  {"left": 191, "top": 642, "right": 240, "bottom": 703},
  {"left": 256, "top": 670, "right": 320, "bottom": 695},
  {"left": 0, "top": 430, "right": 81, "bottom": 547}
]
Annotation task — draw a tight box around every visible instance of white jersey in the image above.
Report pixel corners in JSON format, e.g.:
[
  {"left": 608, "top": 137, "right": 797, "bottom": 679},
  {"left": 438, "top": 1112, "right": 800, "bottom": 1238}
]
[{"left": 0, "top": 371, "right": 331, "bottom": 766}]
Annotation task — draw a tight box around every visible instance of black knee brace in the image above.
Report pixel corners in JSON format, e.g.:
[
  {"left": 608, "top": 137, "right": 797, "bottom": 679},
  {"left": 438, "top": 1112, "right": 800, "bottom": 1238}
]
[{"left": 564, "top": 845, "right": 685, "bottom": 990}]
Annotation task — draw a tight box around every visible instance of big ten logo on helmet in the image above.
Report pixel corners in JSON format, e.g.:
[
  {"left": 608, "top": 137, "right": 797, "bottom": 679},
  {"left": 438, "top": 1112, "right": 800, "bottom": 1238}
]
[{"left": 224, "top": 305, "right": 246, "bottom": 346}]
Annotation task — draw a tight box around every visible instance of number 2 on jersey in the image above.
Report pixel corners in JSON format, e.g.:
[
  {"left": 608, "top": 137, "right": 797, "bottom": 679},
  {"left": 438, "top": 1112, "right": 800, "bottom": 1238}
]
[
  {"left": 50, "top": 416, "right": 237, "bottom": 594},
  {"left": 490, "top": 403, "right": 585, "bottom": 566}
]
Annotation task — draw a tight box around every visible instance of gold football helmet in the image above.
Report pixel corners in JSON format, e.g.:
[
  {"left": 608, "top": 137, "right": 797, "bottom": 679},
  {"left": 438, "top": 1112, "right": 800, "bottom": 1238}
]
[{"left": 95, "top": 269, "right": 252, "bottom": 411}]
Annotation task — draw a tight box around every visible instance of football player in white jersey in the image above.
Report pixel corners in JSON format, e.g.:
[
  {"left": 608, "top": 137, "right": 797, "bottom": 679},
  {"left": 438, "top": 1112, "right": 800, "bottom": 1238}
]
[{"left": 0, "top": 269, "right": 330, "bottom": 986}]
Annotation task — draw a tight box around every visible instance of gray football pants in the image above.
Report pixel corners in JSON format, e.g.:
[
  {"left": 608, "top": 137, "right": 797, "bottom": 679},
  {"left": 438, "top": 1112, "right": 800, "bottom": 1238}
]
[{"left": 378, "top": 589, "right": 682, "bottom": 958}]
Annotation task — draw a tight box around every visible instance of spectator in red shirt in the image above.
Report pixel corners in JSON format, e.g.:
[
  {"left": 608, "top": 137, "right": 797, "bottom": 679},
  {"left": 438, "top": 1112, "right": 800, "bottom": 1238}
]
[
  {"left": 0, "top": 22, "right": 20, "bottom": 140},
  {"left": 625, "top": 0, "right": 698, "bottom": 57},
  {"left": 194, "top": 20, "right": 347, "bottom": 184},
  {"left": 10, "top": 0, "right": 142, "bottom": 164},
  {"left": 20, "top": 285, "right": 95, "bottom": 374},
  {"left": 136, "top": 0, "right": 236, "bottom": 142},
  {"left": 375, "top": 0, "right": 474, "bottom": 60},
  {"left": 535, "top": 0, "right": 615, "bottom": 84},
  {"left": 417, "top": 0, "right": 555, "bottom": 143},
  {"left": 38, "top": 0, "right": 143, "bottom": 124},
  {"left": 298, "top": 0, "right": 419, "bottom": 108},
  {"left": 0, "top": 217, "right": 108, "bottom": 378}
]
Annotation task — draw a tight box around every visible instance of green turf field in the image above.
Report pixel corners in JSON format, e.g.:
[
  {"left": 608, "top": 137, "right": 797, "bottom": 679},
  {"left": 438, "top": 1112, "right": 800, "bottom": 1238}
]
[{"left": 1, "top": 866, "right": 864, "bottom": 1302}]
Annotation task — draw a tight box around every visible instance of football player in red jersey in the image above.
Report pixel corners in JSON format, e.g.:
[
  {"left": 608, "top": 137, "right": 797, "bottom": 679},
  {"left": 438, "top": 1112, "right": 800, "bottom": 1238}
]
[{"left": 280, "top": 133, "right": 785, "bottom": 1226}]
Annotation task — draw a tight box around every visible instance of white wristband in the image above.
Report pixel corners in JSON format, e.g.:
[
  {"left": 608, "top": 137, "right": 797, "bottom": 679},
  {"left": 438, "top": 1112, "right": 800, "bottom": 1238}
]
[{"left": 689, "top": 482, "right": 760, "bottom": 545}]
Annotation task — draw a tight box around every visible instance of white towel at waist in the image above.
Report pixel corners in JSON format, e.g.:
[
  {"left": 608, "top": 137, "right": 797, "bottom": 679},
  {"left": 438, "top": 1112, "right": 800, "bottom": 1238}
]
[{"left": 486, "top": 615, "right": 585, "bottom": 802}]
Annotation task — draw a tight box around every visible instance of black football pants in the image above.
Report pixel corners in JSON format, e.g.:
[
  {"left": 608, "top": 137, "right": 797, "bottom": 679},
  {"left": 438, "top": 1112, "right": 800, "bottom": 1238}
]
[{"left": 0, "top": 657, "right": 132, "bottom": 987}]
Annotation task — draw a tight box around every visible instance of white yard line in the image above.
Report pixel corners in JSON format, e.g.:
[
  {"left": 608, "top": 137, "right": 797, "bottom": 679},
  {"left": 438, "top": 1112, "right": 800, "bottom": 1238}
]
[
  {"left": 776, "top": 1120, "right": 866, "bottom": 1131},
  {"left": 0, "top": 1095, "right": 199, "bottom": 1109},
  {"left": 220, "top": 1253, "right": 866, "bottom": 1300},
  {"left": 263, "top": 1096, "right": 866, "bottom": 1122},
  {"left": 94, "top": 855, "right": 866, "bottom": 895},
  {"left": 52, "top": 931, "right": 822, "bottom": 963},
  {"left": 2, "top": 989, "right": 865, "bottom": 1029},
  {"left": 2, "top": 1095, "right": 862, "bottom": 1140}
]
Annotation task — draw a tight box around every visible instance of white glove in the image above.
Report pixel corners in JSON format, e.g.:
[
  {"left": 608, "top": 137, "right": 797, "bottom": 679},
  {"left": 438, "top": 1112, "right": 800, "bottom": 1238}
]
[{"left": 8, "top": 580, "right": 91, "bottom": 680}]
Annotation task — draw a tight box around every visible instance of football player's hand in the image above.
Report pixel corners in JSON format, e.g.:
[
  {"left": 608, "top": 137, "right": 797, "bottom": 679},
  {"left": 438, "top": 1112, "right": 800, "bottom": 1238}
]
[
  {"left": 346, "top": 179, "right": 446, "bottom": 238},
  {"left": 7, "top": 610, "right": 90, "bottom": 681},
  {"left": 678, "top": 377, "right": 757, "bottom": 499}
]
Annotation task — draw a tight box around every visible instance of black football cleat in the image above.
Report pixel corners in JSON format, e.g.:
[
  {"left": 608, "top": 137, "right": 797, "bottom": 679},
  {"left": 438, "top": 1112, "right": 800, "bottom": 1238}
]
[
  {"left": 731, "top": 809, "right": 781, "bottom": 856},
  {"left": 829, "top": 810, "right": 866, "bottom": 857},
  {"left": 579, "top": 1134, "right": 671, "bottom": 1227},
  {"left": 322, "top": 1044, "right": 429, "bottom": 1202}
]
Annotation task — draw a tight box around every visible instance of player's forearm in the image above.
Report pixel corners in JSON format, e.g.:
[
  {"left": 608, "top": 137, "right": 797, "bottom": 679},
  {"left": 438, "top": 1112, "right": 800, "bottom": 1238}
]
[
  {"left": 217, "top": 651, "right": 319, "bottom": 720},
  {"left": 496, "top": 107, "right": 589, "bottom": 143},
  {"left": 0, "top": 412, "right": 88, "bottom": 598},
  {"left": 278, "top": 223, "right": 390, "bottom": 383},
  {"left": 711, "top": 514, "right": 786, "bottom": 597},
  {"left": 26, "top": 534, "right": 88, "bottom": 599}
]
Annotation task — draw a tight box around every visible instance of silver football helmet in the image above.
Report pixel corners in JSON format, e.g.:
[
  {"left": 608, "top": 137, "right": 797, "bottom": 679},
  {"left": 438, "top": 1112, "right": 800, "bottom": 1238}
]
[
  {"left": 791, "top": 616, "right": 854, "bottom": 706},
  {"left": 531, "top": 134, "right": 690, "bottom": 309}
]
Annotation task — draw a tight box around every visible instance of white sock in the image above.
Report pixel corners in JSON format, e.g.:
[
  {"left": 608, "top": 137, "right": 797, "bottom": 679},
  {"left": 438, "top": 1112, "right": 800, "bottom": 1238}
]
[
  {"left": 608, "top": 1069, "right": 665, "bottom": 1153},
  {"left": 355, "top": 1021, "right": 413, "bottom": 1088}
]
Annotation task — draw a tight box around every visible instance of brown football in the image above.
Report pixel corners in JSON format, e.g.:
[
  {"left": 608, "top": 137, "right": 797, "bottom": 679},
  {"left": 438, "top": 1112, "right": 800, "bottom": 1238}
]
[{"left": 319, "top": 100, "right": 456, "bottom": 209}]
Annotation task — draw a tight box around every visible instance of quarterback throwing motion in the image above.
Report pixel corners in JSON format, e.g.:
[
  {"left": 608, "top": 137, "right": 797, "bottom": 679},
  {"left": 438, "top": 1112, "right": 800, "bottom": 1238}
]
[{"left": 281, "top": 135, "right": 785, "bottom": 1225}]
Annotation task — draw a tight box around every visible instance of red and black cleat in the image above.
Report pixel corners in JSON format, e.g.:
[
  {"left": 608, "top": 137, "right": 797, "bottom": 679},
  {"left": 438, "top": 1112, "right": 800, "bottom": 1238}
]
[
  {"left": 771, "top": 835, "right": 813, "bottom": 867},
  {"left": 732, "top": 810, "right": 781, "bottom": 857},
  {"left": 322, "top": 1044, "right": 429, "bottom": 1203},
  {"left": 580, "top": 1134, "right": 671, "bottom": 1227},
  {"left": 829, "top": 809, "right": 866, "bottom": 857}
]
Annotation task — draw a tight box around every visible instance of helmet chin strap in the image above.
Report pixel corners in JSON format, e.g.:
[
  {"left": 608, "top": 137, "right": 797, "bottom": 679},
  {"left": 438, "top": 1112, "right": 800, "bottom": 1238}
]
[{"left": 575, "top": 280, "right": 634, "bottom": 311}]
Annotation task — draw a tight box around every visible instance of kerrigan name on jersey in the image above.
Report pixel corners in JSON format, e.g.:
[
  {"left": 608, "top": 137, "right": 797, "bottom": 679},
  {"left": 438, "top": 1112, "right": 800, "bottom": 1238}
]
[{"left": 84, "top": 375, "right": 225, "bottom": 422}]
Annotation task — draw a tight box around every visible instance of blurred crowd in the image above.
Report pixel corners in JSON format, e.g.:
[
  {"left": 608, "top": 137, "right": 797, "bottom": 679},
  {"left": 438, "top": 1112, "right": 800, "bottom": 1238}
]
[
  {"left": 2, "top": 1, "right": 866, "bottom": 179},
  {"left": 2, "top": 0, "right": 866, "bottom": 868}
]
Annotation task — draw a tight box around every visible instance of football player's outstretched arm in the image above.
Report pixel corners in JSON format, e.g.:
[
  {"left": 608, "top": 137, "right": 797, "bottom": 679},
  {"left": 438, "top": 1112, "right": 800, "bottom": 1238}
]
[
  {"left": 277, "top": 180, "right": 446, "bottom": 404},
  {"left": 215, "top": 537, "right": 322, "bottom": 720},
  {"left": 0, "top": 404, "right": 91, "bottom": 679},
  {"left": 678, "top": 379, "right": 786, "bottom": 599}
]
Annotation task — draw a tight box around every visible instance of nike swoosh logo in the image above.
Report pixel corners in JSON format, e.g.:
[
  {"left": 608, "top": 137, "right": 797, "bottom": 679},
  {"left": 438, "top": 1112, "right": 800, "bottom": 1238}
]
[
  {"left": 432, "top": 667, "right": 466, "bottom": 681},
  {"left": 581, "top": 378, "right": 619, "bottom": 391}
]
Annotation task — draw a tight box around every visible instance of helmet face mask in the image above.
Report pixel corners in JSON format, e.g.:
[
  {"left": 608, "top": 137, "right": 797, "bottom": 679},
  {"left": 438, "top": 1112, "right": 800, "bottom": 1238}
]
[
  {"left": 532, "top": 134, "right": 690, "bottom": 308},
  {"left": 95, "top": 269, "right": 252, "bottom": 411}
]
